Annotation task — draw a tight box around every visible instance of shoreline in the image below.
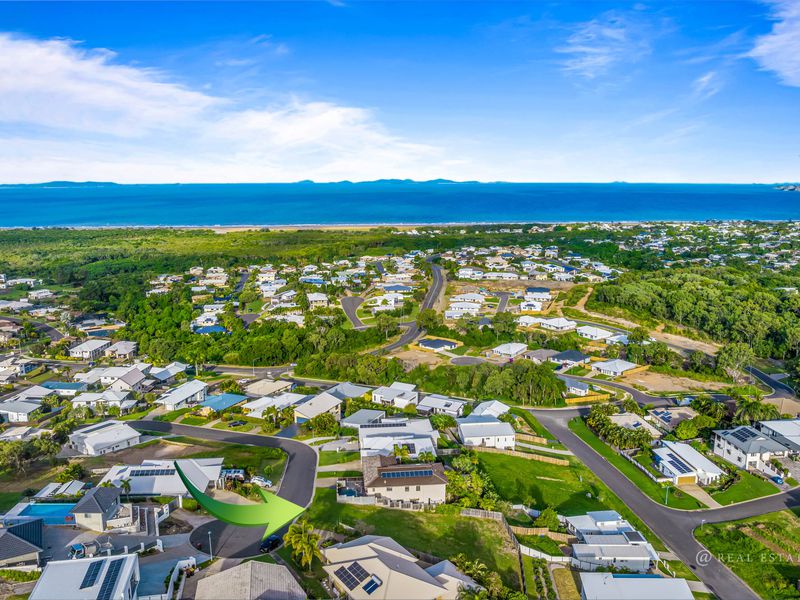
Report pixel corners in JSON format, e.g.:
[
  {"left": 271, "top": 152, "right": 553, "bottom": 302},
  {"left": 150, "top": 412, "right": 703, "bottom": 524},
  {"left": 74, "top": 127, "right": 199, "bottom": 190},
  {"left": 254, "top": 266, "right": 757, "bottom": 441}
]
[{"left": 0, "top": 218, "right": 795, "bottom": 232}]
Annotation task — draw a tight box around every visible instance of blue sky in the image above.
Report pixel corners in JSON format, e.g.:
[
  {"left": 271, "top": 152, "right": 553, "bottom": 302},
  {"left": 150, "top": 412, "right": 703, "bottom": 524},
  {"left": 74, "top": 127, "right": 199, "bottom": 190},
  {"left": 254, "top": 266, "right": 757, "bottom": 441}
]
[{"left": 0, "top": 1, "right": 798, "bottom": 183}]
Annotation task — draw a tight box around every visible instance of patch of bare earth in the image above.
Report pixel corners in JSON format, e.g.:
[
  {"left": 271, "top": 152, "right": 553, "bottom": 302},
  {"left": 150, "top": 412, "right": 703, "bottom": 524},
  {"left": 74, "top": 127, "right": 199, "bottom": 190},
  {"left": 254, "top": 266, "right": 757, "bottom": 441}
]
[
  {"left": 622, "top": 371, "right": 728, "bottom": 393},
  {"left": 390, "top": 349, "right": 445, "bottom": 369}
]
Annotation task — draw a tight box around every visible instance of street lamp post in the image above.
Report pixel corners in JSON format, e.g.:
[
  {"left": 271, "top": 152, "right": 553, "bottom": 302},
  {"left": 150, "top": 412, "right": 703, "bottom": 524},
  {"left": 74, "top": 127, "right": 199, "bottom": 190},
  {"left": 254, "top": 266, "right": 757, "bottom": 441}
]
[
  {"left": 701, "top": 518, "right": 706, "bottom": 532},
  {"left": 208, "top": 531, "right": 213, "bottom": 561}
]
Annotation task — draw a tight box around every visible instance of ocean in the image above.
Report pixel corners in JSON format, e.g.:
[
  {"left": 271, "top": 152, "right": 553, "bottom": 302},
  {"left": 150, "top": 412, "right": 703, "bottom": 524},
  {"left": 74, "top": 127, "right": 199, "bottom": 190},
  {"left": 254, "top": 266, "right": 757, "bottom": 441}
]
[{"left": 0, "top": 182, "right": 798, "bottom": 227}]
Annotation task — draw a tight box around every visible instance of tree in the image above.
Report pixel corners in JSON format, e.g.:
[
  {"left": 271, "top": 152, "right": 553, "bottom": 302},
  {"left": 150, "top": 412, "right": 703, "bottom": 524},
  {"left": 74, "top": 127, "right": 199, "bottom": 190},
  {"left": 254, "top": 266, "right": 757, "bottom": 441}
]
[
  {"left": 56, "top": 462, "right": 85, "bottom": 483},
  {"left": 308, "top": 412, "right": 339, "bottom": 436},
  {"left": 716, "top": 342, "right": 755, "bottom": 382},
  {"left": 418, "top": 451, "right": 435, "bottom": 463},
  {"left": 533, "top": 506, "right": 559, "bottom": 531},
  {"left": 120, "top": 478, "right": 132, "bottom": 500},
  {"left": 392, "top": 444, "right": 411, "bottom": 462},
  {"left": 734, "top": 393, "right": 780, "bottom": 424},
  {"left": 283, "top": 519, "right": 322, "bottom": 569},
  {"left": 416, "top": 308, "right": 442, "bottom": 332}
]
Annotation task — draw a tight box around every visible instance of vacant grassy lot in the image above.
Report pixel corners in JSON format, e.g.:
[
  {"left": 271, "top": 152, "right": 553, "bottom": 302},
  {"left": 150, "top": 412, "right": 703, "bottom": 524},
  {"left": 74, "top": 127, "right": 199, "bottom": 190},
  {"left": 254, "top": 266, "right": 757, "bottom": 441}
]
[
  {"left": 306, "top": 488, "right": 521, "bottom": 588},
  {"left": 476, "top": 450, "right": 665, "bottom": 550},
  {"left": 568, "top": 418, "right": 704, "bottom": 510},
  {"left": 695, "top": 509, "right": 800, "bottom": 599},
  {"left": 182, "top": 437, "right": 287, "bottom": 482},
  {"left": 318, "top": 450, "right": 360, "bottom": 466},
  {"left": 550, "top": 567, "right": 581, "bottom": 600}
]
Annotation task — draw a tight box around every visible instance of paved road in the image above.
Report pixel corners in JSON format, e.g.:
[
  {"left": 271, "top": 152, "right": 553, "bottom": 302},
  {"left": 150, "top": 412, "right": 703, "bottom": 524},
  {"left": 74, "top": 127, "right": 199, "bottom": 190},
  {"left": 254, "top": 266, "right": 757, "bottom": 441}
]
[
  {"left": 1, "top": 315, "right": 64, "bottom": 341},
  {"left": 374, "top": 259, "right": 445, "bottom": 355},
  {"left": 131, "top": 420, "right": 317, "bottom": 559},
  {"left": 747, "top": 365, "right": 796, "bottom": 398},
  {"left": 340, "top": 296, "right": 367, "bottom": 329},
  {"left": 233, "top": 270, "right": 249, "bottom": 294},
  {"left": 531, "top": 409, "right": 761, "bottom": 600},
  {"left": 496, "top": 292, "right": 511, "bottom": 313}
]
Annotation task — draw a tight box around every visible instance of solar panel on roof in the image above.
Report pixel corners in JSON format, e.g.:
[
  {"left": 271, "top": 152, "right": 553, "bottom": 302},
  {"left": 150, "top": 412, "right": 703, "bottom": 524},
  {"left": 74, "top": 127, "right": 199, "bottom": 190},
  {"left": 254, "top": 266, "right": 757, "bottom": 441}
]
[
  {"left": 334, "top": 566, "right": 360, "bottom": 590},
  {"left": 79, "top": 561, "right": 103, "bottom": 589},
  {"left": 348, "top": 561, "right": 369, "bottom": 583},
  {"left": 97, "top": 558, "right": 125, "bottom": 600},
  {"left": 363, "top": 576, "right": 383, "bottom": 595},
  {"left": 380, "top": 469, "right": 434, "bottom": 479},
  {"left": 666, "top": 453, "right": 692, "bottom": 474}
]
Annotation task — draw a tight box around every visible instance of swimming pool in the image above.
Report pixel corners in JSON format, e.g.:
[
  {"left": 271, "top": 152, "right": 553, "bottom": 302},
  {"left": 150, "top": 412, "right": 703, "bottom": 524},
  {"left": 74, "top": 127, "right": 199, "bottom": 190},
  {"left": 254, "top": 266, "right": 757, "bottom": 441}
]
[{"left": 19, "top": 502, "right": 76, "bottom": 525}]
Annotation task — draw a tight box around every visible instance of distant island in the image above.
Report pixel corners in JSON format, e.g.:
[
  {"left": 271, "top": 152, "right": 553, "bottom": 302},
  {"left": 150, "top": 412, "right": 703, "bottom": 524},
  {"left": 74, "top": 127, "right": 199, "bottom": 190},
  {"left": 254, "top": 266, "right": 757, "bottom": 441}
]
[{"left": 777, "top": 184, "right": 800, "bottom": 192}]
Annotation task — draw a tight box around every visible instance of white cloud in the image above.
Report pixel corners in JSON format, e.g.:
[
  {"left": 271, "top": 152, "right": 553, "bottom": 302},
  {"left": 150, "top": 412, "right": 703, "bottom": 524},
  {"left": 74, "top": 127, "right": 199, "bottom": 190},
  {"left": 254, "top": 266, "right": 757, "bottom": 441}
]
[
  {"left": 0, "top": 33, "right": 448, "bottom": 183},
  {"left": 748, "top": 0, "right": 800, "bottom": 86},
  {"left": 691, "top": 70, "right": 723, "bottom": 100},
  {"left": 555, "top": 10, "right": 654, "bottom": 79}
]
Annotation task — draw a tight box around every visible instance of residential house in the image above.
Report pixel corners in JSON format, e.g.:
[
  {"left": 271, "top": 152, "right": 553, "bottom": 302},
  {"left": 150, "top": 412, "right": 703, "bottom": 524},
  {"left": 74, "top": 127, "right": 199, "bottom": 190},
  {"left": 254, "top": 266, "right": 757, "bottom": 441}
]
[
  {"left": 490, "top": 342, "right": 528, "bottom": 359},
  {"left": 0, "top": 518, "right": 43, "bottom": 567},
  {"left": 342, "top": 409, "right": 386, "bottom": 428},
  {"left": 578, "top": 573, "right": 693, "bottom": 600},
  {"left": 416, "top": 394, "right": 466, "bottom": 418},
  {"left": 0, "top": 400, "right": 45, "bottom": 423},
  {"left": 572, "top": 531, "right": 659, "bottom": 573},
  {"left": 549, "top": 350, "right": 591, "bottom": 368},
  {"left": 457, "top": 416, "right": 516, "bottom": 449},
  {"left": 647, "top": 406, "right": 698, "bottom": 432},
  {"left": 418, "top": 338, "right": 458, "bottom": 352},
  {"left": 357, "top": 417, "right": 440, "bottom": 458},
  {"left": 157, "top": 379, "right": 208, "bottom": 410},
  {"left": 243, "top": 392, "right": 308, "bottom": 419},
  {"left": 198, "top": 393, "right": 247, "bottom": 416},
  {"left": 362, "top": 455, "right": 448, "bottom": 505},
  {"left": 104, "top": 341, "right": 138, "bottom": 359},
  {"left": 69, "top": 420, "right": 142, "bottom": 456},
  {"left": 244, "top": 378, "right": 293, "bottom": 397},
  {"left": 70, "top": 486, "right": 126, "bottom": 532},
  {"left": 471, "top": 400, "right": 509, "bottom": 418},
  {"left": 322, "top": 535, "right": 479, "bottom": 600},
  {"left": 566, "top": 511, "right": 634, "bottom": 539},
  {"left": 653, "top": 440, "right": 723, "bottom": 485},
  {"left": 758, "top": 419, "right": 800, "bottom": 453},
  {"left": 0, "top": 426, "right": 51, "bottom": 442},
  {"left": 713, "top": 426, "right": 788, "bottom": 473},
  {"left": 564, "top": 377, "right": 590, "bottom": 397},
  {"left": 196, "top": 561, "right": 305, "bottom": 600},
  {"left": 524, "top": 287, "right": 552, "bottom": 302},
  {"left": 99, "top": 458, "right": 223, "bottom": 499},
  {"left": 29, "top": 554, "right": 140, "bottom": 600},
  {"left": 538, "top": 317, "right": 576, "bottom": 331},
  {"left": 149, "top": 361, "right": 189, "bottom": 384},
  {"left": 40, "top": 380, "right": 88, "bottom": 397},
  {"left": 576, "top": 326, "right": 614, "bottom": 342},
  {"left": 372, "top": 382, "right": 419, "bottom": 409},
  {"left": 72, "top": 390, "right": 136, "bottom": 413},
  {"left": 522, "top": 348, "right": 559, "bottom": 364},
  {"left": 307, "top": 292, "right": 329, "bottom": 309},
  {"left": 592, "top": 359, "right": 638, "bottom": 377},
  {"left": 294, "top": 391, "right": 343, "bottom": 423},
  {"left": 69, "top": 339, "right": 112, "bottom": 360}
]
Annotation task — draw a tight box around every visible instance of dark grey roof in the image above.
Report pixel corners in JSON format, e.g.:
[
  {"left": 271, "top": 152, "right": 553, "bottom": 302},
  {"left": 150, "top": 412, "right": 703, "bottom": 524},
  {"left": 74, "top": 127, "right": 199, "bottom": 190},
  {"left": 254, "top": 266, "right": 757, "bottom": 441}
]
[
  {"left": 72, "top": 486, "right": 121, "bottom": 514},
  {"left": 0, "top": 518, "right": 43, "bottom": 560},
  {"left": 552, "top": 350, "right": 589, "bottom": 362}
]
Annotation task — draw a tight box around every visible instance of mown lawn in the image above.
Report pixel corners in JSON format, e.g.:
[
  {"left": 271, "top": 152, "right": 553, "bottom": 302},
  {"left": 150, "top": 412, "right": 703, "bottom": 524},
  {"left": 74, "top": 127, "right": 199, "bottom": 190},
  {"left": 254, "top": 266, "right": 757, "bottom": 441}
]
[
  {"left": 318, "top": 451, "right": 360, "bottom": 466},
  {"left": 712, "top": 470, "right": 779, "bottom": 506},
  {"left": 306, "top": 488, "right": 521, "bottom": 588},
  {"left": 695, "top": 509, "right": 800, "bottom": 599},
  {"left": 0, "top": 491, "right": 22, "bottom": 511},
  {"left": 315, "top": 470, "right": 362, "bottom": 479},
  {"left": 476, "top": 450, "right": 666, "bottom": 550},
  {"left": 568, "top": 418, "right": 704, "bottom": 510},
  {"left": 183, "top": 438, "right": 287, "bottom": 482}
]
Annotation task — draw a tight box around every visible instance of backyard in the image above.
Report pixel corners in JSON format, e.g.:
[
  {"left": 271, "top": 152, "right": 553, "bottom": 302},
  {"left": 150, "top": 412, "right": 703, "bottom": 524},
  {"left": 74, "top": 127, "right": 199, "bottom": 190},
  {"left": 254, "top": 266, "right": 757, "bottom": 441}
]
[{"left": 305, "top": 488, "right": 522, "bottom": 588}]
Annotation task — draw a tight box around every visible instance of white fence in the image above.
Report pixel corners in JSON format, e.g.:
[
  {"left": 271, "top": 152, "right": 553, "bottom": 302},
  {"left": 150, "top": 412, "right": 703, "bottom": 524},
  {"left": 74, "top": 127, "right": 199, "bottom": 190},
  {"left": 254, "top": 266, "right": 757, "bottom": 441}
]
[{"left": 139, "top": 557, "right": 196, "bottom": 600}]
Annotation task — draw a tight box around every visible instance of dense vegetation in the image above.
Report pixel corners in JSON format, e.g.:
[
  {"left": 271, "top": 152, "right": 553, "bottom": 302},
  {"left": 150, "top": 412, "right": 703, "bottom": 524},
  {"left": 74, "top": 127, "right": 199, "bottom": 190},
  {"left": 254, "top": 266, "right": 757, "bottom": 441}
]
[{"left": 593, "top": 267, "right": 800, "bottom": 359}]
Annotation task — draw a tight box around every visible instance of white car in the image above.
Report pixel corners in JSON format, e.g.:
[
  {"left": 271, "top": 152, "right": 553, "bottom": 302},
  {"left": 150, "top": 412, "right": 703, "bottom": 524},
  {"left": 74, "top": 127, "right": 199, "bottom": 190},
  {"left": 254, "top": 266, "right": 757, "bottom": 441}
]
[{"left": 250, "top": 476, "right": 273, "bottom": 488}]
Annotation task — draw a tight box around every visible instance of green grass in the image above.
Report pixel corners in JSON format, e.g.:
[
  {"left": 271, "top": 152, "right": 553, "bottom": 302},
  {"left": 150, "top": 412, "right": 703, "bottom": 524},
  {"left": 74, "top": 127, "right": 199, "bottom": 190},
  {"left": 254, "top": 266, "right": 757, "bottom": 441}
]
[
  {"left": 475, "top": 451, "right": 665, "bottom": 550},
  {"left": 695, "top": 509, "right": 800, "bottom": 599},
  {"left": 179, "top": 437, "right": 287, "bottom": 482},
  {"left": 565, "top": 366, "right": 590, "bottom": 376},
  {"left": 516, "top": 534, "right": 564, "bottom": 556},
  {"left": 315, "top": 470, "right": 362, "bottom": 478},
  {"left": 509, "top": 408, "right": 559, "bottom": 444},
  {"left": 156, "top": 407, "right": 191, "bottom": 422},
  {"left": 306, "top": 488, "right": 521, "bottom": 587},
  {"left": 568, "top": 418, "right": 705, "bottom": 510},
  {"left": 318, "top": 450, "right": 360, "bottom": 466},
  {"left": 180, "top": 415, "right": 210, "bottom": 426},
  {"left": 25, "top": 369, "right": 55, "bottom": 384},
  {"left": 711, "top": 470, "right": 779, "bottom": 506},
  {"left": 0, "top": 491, "right": 22, "bottom": 511},
  {"left": 117, "top": 408, "right": 153, "bottom": 421},
  {"left": 211, "top": 420, "right": 258, "bottom": 432}
]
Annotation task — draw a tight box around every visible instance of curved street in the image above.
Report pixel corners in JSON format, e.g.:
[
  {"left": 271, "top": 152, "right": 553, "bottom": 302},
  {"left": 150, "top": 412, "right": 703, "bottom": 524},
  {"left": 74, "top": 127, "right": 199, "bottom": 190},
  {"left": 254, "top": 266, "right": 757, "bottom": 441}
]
[{"left": 131, "top": 420, "right": 317, "bottom": 559}]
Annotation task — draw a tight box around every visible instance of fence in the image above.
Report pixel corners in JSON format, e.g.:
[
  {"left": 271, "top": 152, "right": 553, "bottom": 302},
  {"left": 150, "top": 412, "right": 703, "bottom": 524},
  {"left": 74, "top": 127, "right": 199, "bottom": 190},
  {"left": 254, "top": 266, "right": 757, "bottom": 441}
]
[
  {"left": 565, "top": 392, "right": 611, "bottom": 405},
  {"left": 139, "top": 557, "right": 196, "bottom": 600},
  {"left": 474, "top": 446, "right": 569, "bottom": 466},
  {"left": 509, "top": 526, "right": 573, "bottom": 543},
  {"left": 621, "top": 451, "right": 670, "bottom": 484},
  {"left": 460, "top": 508, "right": 527, "bottom": 596},
  {"left": 515, "top": 433, "right": 548, "bottom": 445}
]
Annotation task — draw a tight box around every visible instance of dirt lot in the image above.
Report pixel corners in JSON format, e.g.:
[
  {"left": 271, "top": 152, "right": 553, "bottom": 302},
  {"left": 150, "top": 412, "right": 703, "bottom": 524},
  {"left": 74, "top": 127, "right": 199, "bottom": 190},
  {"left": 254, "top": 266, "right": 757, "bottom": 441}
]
[
  {"left": 621, "top": 370, "right": 729, "bottom": 393},
  {"left": 390, "top": 349, "right": 445, "bottom": 369}
]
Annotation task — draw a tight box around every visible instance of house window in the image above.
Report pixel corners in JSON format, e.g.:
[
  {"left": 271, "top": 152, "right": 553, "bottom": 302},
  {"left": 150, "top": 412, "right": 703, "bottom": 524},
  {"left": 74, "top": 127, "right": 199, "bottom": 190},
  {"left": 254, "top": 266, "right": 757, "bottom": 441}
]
[
  {"left": 386, "top": 487, "right": 392, "bottom": 492},
  {"left": 416, "top": 486, "right": 421, "bottom": 491},
  {"left": 404, "top": 486, "right": 410, "bottom": 492}
]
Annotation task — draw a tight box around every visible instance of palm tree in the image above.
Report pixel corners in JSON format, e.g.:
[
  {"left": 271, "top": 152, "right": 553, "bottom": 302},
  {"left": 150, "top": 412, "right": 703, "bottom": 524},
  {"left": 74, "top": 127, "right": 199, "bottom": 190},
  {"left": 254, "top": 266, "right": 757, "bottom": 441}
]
[
  {"left": 734, "top": 394, "right": 779, "bottom": 424},
  {"left": 418, "top": 451, "right": 435, "bottom": 464},
  {"left": 120, "top": 478, "right": 132, "bottom": 501},
  {"left": 283, "top": 520, "right": 322, "bottom": 570},
  {"left": 392, "top": 444, "right": 411, "bottom": 462}
]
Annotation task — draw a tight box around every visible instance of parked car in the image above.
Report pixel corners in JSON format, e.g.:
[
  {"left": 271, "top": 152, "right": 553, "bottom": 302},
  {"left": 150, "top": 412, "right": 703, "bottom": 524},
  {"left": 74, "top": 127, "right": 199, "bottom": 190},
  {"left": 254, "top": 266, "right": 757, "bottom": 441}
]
[
  {"left": 771, "top": 475, "right": 785, "bottom": 485},
  {"left": 228, "top": 420, "right": 246, "bottom": 428},
  {"left": 251, "top": 476, "right": 273, "bottom": 488},
  {"left": 259, "top": 534, "right": 281, "bottom": 553}
]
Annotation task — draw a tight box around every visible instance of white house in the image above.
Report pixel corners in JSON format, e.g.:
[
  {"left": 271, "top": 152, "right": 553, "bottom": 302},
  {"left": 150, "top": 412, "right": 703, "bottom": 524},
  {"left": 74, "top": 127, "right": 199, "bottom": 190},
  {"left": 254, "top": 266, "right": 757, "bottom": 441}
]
[
  {"left": 294, "top": 391, "right": 343, "bottom": 423},
  {"left": 72, "top": 390, "right": 137, "bottom": 413},
  {"left": 357, "top": 417, "right": 440, "bottom": 458},
  {"left": 457, "top": 267, "right": 484, "bottom": 280},
  {"left": 758, "top": 419, "right": 800, "bottom": 453},
  {"left": 150, "top": 361, "right": 189, "bottom": 383},
  {"left": 538, "top": 317, "right": 576, "bottom": 331},
  {"left": 524, "top": 287, "right": 552, "bottom": 302},
  {"left": 307, "top": 292, "right": 329, "bottom": 309},
  {"left": 579, "top": 573, "right": 693, "bottom": 600},
  {"left": 592, "top": 359, "right": 638, "bottom": 377},
  {"left": 157, "top": 379, "right": 208, "bottom": 410},
  {"left": 104, "top": 340, "right": 138, "bottom": 359},
  {"left": 0, "top": 400, "right": 43, "bottom": 423},
  {"left": 491, "top": 342, "right": 527, "bottom": 359},
  {"left": 713, "top": 426, "right": 788, "bottom": 473},
  {"left": 565, "top": 511, "right": 633, "bottom": 539},
  {"left": 417, "top": 394, "right": 466, "bottom": 418},
  {"left": 457, "top": 416, "right": 515, "bottom": 449},
  {"left": 653, "top": 440, "right": 723, "bottom": 485},
  {"left": 572, "top": 532, "right": 658, "bottom": 573},
  {"left": 242, "top": 392, "right": 308, "bottom": 418},
  {"left": 471, "top": 400, "right": 509, "bottom": 418},
  {"left": 30, "top": 555, "right": 140, "bottom": 600},
  {"left": 68, "top": 420, "right": 142, "bottom": 456},
  {"left": 362, "top": 456, "right": 448, "bottom": 506},
  {"left": 576, "top": 326, "right": 613, "bottom": 342},
  {"left": 372, "top": 382, "right": 419, "bottom": 408},
  {"left": 445, "top": 302, "right": 481, "bottom": 320},
  {"left": 69, "top": 339, "right": 112, "bottom": 360},
  {"left": 99, "top": 458, "right": 223, "bottom": 498}
]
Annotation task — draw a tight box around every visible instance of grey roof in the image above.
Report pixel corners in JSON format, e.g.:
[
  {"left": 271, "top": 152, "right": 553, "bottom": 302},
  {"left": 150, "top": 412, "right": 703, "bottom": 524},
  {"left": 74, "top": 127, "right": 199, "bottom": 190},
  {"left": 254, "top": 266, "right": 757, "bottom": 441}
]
[
  {"left": 551, "top": 350, "right": 589, "bottom": 362},
  {"left": 563, "top": 377, "right": 590, "bottom": 391},
  {"left": 714, "top": 426, "right": 789, "bottom": 454},
  {"left": 195, "top": 561, "right": 305, "bottom": 600},
  {"left": 0, "top": 519, "right": 43, "bottom": 560},
  {"left": 342, "top": 409, "right": 386, "bottom": 427},
  {"left": 328, "top": 381, "right": 371, "bottom": 400},
  {"left": 72, "top": 486, "right": 121, "bottom": 514}
]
